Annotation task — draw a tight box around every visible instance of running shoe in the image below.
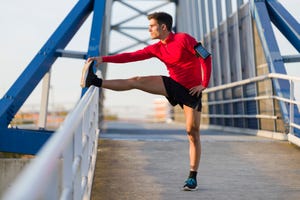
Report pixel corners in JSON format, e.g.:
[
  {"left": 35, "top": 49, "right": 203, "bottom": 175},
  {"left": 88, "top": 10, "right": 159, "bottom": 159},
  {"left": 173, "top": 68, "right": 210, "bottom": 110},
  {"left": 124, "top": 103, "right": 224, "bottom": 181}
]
[
  {"left": 182, "top": 178, "right": 198, "bottom": 191},
  {"left": 80, "top": 60, "right": 102, "bottom": 88}
]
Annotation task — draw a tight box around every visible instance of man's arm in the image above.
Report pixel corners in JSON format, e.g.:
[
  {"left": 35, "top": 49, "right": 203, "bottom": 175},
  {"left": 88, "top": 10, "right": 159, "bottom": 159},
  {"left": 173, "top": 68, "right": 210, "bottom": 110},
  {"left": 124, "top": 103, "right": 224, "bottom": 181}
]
[
  {"left": 189, "top": 55, "right": 212, "bottom": 97},
  {"left": 87, "top": 48, "right": 153, "bottom": 65},
  {"left": 199, "top": 55, "right": 212, "bottom": 88}
]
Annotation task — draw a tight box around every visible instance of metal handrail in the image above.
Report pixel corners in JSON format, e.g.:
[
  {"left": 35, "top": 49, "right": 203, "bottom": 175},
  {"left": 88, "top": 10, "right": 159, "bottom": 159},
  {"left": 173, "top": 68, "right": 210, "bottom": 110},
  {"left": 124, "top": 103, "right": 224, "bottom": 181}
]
[
  {"left": 205, "top": 73, "right": 300, "bottom": 93},
  {"left": 201, "top": 114, "right": 278, "bottom": 119},
  {"left": 203, "top": 73, "right": 300, "bottom": 135},
  {"left": 2, "top": 86, "right": 100, "bottom": 200}
]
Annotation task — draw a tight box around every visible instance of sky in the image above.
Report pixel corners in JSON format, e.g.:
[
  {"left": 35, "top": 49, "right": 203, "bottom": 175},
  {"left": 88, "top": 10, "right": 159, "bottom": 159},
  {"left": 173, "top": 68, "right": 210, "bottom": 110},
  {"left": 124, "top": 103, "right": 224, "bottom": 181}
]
[{"left": 0, "top": 0, "right": 299, "bottom": 120}]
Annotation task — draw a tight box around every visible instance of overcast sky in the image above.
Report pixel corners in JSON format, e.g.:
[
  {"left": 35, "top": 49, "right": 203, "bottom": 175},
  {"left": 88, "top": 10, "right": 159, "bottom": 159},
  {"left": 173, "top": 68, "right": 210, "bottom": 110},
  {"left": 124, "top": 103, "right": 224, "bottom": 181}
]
[{"left": 0, "top": 0, "right": 299, "bottom": 119}]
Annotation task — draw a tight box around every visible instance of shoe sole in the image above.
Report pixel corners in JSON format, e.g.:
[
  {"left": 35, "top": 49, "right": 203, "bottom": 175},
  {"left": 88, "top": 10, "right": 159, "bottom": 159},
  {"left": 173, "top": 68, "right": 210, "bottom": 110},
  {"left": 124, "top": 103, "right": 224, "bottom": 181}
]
[
  {"left": 80, "top": 60, "right": 94, "bottom": 88},
  {"left": 182, "top": 186, "right": 198, "bottom": 191}
]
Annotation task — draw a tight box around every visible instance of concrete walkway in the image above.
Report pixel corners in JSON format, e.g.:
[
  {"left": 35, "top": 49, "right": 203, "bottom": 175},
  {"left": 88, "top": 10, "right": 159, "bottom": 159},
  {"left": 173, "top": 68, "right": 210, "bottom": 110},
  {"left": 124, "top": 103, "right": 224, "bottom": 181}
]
[{"left": 91, "top": 121, "right": 300, "bottom": 200}]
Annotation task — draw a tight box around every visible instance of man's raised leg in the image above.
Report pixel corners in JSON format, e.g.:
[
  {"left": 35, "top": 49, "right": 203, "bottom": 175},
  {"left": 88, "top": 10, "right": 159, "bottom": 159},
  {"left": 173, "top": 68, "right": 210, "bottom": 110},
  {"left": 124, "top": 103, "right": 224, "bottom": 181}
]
[
  {"left": 81, "top": 61, "right": 167, "bottom": 96},
  {"left": 102, "top": 76, "right": 168, "bottom": 96}
]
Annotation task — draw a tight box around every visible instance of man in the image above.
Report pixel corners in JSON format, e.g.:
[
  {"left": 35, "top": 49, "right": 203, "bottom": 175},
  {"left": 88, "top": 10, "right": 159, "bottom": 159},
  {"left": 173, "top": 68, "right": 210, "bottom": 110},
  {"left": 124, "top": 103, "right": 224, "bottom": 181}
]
[{"left": 81, "top": 12, "right": 211, "bottom": 191}]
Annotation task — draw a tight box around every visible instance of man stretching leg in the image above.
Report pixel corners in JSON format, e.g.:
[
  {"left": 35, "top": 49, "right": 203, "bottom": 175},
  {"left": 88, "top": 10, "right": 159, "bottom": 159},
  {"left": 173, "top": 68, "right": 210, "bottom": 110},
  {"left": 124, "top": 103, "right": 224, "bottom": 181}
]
[{"left": 81, "top": 12, "right": 212, "bottom": 191}]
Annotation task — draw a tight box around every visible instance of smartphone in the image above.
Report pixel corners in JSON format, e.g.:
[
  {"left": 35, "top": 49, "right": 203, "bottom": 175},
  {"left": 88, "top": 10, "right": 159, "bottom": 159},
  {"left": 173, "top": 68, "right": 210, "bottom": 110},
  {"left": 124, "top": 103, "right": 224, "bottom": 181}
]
[{"left": 194, "top": 42, "right": 211, "bottom": 59}]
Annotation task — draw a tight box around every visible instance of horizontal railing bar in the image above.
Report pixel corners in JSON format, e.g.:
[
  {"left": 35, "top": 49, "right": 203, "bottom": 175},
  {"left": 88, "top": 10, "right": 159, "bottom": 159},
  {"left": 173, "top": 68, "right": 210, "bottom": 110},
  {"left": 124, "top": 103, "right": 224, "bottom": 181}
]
[
  {"left": 291, "top": 122, "right": 300, "bottom": 130},
  {"left": 203, "top": 95, "right": 300, "bottom": 106},
  {"left": 257, "top": 63, "right": 268, "bottom": 69},
  {"left": 205, "top": 73, "right": 300, "bottom": 93},
  {"left": 273, "top": 96, "right": 300, "bottom": 106},
  {"left": 203, "top": 72, "right": 300, "bottom": 136},
  {"left": 201, "top": 114, "right": 278, "bottom": 119},
  {"left": 203, "top": 95, "right": 274, "bottom": 105},
  {"left": 269, "top": 73, "right": 300, "bottom": 82},
  {"left": 204, "top": 74, "right": 268, "bottom": 93}
]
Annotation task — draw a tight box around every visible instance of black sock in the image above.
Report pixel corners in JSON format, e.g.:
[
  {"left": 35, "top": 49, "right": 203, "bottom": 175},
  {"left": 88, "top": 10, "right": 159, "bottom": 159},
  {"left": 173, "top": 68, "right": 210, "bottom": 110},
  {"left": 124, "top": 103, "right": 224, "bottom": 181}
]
[
  {"left": 86, "top": 61, "right": 103, "bottom": 88},
  {"left": 91, "top": 77, "right": 102, "bottom": 87},
  {"left": 188, "top": 171, "right": 197, "bottom": 179}
]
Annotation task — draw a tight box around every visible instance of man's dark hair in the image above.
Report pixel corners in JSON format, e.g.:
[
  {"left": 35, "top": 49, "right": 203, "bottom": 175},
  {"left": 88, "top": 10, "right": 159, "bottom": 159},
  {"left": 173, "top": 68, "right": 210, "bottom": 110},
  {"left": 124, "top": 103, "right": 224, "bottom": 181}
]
[{"left": 147, "top": 12, "right": 173, "bottom": 31}]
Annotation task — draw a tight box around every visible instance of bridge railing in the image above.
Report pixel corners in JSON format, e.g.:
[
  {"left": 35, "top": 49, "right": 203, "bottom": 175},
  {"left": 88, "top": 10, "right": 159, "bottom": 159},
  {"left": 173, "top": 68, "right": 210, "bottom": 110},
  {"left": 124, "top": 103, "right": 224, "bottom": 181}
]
[
  {"left": 2, "top": 86, "right": 100, "bottom": 200},
  {"left": 202, "top": 73, "right": 300, "bottom": 146}
]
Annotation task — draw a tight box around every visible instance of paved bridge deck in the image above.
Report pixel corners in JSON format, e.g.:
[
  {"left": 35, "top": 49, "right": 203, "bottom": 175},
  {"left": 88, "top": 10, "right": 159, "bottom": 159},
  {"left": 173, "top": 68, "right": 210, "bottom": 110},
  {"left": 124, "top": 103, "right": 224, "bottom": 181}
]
[{"left": 91, "top": 121, "right": 300, "bottom": 200}]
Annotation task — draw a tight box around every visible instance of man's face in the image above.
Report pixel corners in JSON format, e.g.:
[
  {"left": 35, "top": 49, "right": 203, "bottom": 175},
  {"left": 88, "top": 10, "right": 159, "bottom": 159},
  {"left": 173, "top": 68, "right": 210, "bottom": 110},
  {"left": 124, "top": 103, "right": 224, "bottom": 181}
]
[{"left": 148, "top": 19, "right": 163, "bottom": 40}]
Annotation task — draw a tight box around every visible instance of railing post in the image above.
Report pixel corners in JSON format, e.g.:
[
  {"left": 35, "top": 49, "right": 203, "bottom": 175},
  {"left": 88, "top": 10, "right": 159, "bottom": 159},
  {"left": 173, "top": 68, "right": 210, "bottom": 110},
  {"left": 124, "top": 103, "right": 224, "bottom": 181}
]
[
  {"left": 74, "top": 123, "right": 83, "bottom": 200},
  {"left": 62, "top": 135, "right": 74, "bottom": 199},
  {"left": 81, "top": 109, "right": 89, "bottom": 199},
  {"left": 289, "top": 80, "right": 294, "bottom": 134}
]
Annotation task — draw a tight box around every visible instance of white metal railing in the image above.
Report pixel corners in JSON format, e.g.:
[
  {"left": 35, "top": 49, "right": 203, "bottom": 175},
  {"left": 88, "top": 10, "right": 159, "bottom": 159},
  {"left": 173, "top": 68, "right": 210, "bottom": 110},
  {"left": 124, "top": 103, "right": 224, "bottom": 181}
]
[
  {"left": 203, "top": 73, "right": 300, "bottom": 136},
  {"left": 2, "top": 86, "right": 100, "bottom": 200}
]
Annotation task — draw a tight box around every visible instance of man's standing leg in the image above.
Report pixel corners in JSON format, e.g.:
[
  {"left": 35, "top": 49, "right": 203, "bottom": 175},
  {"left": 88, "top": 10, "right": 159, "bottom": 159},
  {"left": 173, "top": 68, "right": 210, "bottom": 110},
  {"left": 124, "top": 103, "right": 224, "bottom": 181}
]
[{"left": 182, "top": 105, "right": 201, "bottom": 191}]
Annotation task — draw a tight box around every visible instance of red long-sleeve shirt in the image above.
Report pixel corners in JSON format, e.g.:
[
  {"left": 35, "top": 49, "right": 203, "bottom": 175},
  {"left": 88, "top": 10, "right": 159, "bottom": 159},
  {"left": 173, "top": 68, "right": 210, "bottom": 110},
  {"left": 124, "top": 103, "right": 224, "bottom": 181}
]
[{"left": 102, "top": 32, "right": 212, "bottom": 89}]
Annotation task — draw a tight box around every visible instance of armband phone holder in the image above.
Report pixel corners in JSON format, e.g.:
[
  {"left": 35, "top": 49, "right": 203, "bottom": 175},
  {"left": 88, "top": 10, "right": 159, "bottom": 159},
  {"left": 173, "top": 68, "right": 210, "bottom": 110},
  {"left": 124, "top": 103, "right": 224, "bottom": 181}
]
[{"left": 194, "top": 42, "right": 211, "bottom": 59}]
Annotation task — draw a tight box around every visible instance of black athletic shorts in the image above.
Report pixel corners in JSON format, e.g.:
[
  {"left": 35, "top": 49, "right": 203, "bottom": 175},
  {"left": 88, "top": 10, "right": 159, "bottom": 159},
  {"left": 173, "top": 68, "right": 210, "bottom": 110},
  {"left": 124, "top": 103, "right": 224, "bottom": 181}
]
[{"left": 162, "top": 76, "right": 202, "bottom": 112}]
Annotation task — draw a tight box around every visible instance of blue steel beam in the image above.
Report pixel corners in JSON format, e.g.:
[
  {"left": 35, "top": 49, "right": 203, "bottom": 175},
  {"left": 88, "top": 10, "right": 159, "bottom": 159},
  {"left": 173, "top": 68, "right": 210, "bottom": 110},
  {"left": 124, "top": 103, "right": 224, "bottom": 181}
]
[
  {"left": 0, "top": 0, "right": 93, "bottom": 128},
  {"left": 0, "top": 129, "right": 53, "bottom": 155},
  {"left": 81, "top": 0, "right": 107, "bottom": 96},
  {"left": 266, "top": 0, "right": 300, "bottom": 52},
  {"left": 250, "top": 0, "right": 290, "bottom": 124},
  {"left": 251, "top": 0, "right": 300, "bottom": 132},
  {"left": 282, "top": 55, "right": 300, "bottom": 63},
  {"left": 87, "top": 0, "right": 106, "bottom": 58},
  {"left": 0, "top": 0, "right": 107, "bottom": 154}
]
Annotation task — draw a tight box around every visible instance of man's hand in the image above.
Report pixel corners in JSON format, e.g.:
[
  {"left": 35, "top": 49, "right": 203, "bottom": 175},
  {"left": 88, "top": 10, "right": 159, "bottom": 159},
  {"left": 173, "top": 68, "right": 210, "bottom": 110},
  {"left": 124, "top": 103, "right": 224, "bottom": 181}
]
[
  {"left": 87, "top": 56, "right": 103, "bottom": 66},
  {"left": 189, "top": 85, "right": 206, "bottom": 97}
]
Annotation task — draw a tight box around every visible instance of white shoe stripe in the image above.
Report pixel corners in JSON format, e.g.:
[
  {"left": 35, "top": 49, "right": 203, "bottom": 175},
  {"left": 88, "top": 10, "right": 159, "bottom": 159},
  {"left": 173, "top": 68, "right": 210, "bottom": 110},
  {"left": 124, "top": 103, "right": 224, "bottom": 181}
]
[{"left": 80, "top": 60, "right": 93, "bottom": 88}]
